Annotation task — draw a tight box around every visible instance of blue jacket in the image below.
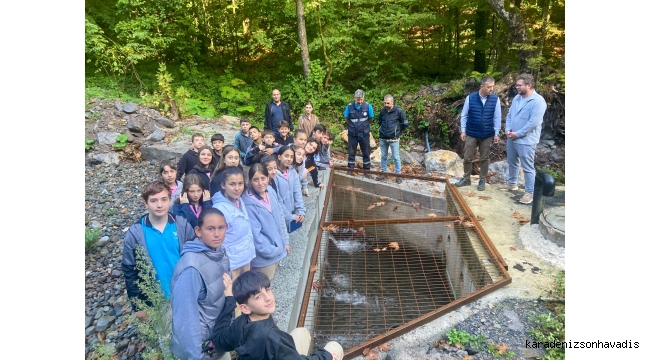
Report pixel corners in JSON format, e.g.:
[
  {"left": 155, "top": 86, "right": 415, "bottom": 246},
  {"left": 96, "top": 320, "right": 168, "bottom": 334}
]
[
  {"left": 234, "top": 131, "right": 253, "bottom": 160},
  {"left": 505, "top": 90, "right": 547, "bottom": 145},
  {"left": 274, "top": 167, "right": 306, "bottom": 220},
  {"left": 211, "top": 192, "right": 256, "bottom": 270},
  {"left": 463, "top": 92, "right": 500, "bottom": 139},
  {"left": 241, "top": 188, "right": 290, "bottom": 268},
  {"left": 377, "top": 105, "right": 409, "bottom": 139},
  {"left": 171, "top": 200, "right": 213, "bottom": 229},
  {"left": 170, "top": 238, "right": 230, "bottom": 360}
]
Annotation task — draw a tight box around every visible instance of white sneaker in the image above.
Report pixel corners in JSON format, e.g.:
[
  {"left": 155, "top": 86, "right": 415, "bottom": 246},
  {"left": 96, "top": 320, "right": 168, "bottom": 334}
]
[
  {"left": 499, "top": 184, "right": 518, "bottom": 191},
  {"left": 519, "top": 192, "right": 533, "bottom": 204}
]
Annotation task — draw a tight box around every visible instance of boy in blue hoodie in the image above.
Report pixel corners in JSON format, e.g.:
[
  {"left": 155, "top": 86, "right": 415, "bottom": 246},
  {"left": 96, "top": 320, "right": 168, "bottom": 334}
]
[
  {"left": 170, "top": 208, "right": 231, "bottom": 360},
  {"left": 234, "top": 118, "right": 253, "bottom": 160}
]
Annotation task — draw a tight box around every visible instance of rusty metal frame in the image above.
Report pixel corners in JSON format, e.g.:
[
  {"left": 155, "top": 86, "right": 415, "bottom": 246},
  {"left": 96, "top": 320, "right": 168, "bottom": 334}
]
[{"left": 297, "top": 168, "right": 511, "bottom": 359}]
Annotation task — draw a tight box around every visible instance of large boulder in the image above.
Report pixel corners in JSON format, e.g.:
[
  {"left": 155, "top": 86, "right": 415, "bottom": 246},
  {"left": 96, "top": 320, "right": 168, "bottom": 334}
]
[
  {"left": 87, "top": 152, "right": 120, "bottom": 165},
  {"left": 399, "top": 150, "right": 422, "bottom": 167},
  {"left": 154, "top": 117, "right": 175, "bottom": 129},
  {"left": 409, "top": 151, "right": 424, "bottom": 165},
  {"left": 424, "top": 150, "right": 463, "bottom": 177},
  {"left": 96, "top": 132, "right": 120, "bottom": 145},
  {"left": 338, "top": 130, "right": 377, "bottom": 149},
  {"left": 370, "top": 147, "right": 382, "bottom": 164},
  {"left": 488, "top": 160, "right": 525, "bottom": 186},
  {"left": 140, "top": 140, "right": 189, "bottom": 162}
]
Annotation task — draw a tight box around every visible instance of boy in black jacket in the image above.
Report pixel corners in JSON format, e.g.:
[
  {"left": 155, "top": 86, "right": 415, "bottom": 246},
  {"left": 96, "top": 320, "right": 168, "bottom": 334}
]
[
  {"left": 209, "top": 271, "right": 343, "bottom": 360},
  {"left": 176, "top": 133, "right": 205, "bottom": 181}
]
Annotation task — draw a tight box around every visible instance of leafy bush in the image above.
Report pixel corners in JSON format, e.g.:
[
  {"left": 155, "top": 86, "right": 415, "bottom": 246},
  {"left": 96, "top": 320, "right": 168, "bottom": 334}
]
[
  {"left": 132, "top": 247, "right": 175, "bottom": 360},
  {"left": 85, "top": 227, "right": 101, "bottom": 252},
  {"left": 112, "top": 134, "right": 128, "bottom": 149},
  {"left": 85, "top": 139, "right": 95, "bottom": 151}
]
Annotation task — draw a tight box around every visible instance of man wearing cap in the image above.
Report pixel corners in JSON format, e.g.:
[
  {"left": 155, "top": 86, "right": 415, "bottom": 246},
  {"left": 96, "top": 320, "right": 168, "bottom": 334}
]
[
  {"left": 454, "top": 76, "right": 501, "bottom": 191},
  {"left": 344, "top": 89, "right": 374, "bottom": 177}
]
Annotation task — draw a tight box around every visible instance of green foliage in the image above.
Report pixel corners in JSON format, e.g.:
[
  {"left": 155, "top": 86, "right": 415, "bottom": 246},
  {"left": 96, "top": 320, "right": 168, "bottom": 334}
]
[
  {"left": 91, "top": 342, "right": 116, "bottom": 360},
  {"left": 185, "top": 98, "right": 217, "bottom": 118},
  {"left": 529, "top": 271, "right": 565, "bottom": 360},
  {"left": 446, "top": 328, "right": 486, "bottom": 350},
  {"left": 132, "top": 247, "right": 175, "bottom": 360},
  {"left": 107, "top": 209, "right": 116, "bottom": 216},
  {"left": 140, "top": 63, "right": 181, "bottom": 117},
  {"left": 85, "top": 139, "right": 95, "bottom": 151},
  {"left": 218, "top": 78, "right": 254, "bottom": 117},
  {"left": 85, "top": 227, "right": 102, "bottom": 252},
  {"left": 112, "top": 134, "right": 128, "bottom": 149},
  {"left": 442, "top": 79, "right": 466, "bottom": 99}
]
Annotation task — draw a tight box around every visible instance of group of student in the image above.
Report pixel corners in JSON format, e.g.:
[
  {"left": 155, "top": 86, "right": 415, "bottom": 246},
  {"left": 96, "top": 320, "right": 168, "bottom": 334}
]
[{"left": 121, "top": 111, "right": 343, "bottom": 360}]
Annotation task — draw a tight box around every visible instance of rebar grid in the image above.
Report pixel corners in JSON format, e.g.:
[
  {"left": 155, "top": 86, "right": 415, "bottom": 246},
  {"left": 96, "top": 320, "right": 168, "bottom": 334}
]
[{"left": 298, "top": 169, "right": 511, "bottom": 358}]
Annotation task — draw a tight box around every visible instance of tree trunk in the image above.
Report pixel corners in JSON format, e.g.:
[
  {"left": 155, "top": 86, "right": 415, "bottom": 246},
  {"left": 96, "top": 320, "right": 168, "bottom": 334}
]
[
  {"left": 473, "top": 7, "right": 489, "bottom": 73},
  {"left": 296, "top": 0, "right": 310, "bottom": 80},
  {"left": 484, "top": 0, "right": 532, "bottom": 71}
]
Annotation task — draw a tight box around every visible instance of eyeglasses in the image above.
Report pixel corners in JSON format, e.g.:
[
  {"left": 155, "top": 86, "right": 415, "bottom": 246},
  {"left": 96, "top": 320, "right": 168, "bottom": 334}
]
[{"left": 515, "top": 84, "right": 527, "bottom": 88}]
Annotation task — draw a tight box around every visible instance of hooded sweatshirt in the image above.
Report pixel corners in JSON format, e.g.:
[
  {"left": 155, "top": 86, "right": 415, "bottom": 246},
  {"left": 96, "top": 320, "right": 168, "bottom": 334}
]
[
  {"left": 211, "top": 191, "right": 256, "bottom": 270},
  {"left": 274, "top": 166, "right": 306, "bottom": 222},
  {"left": 241, "top": 188, "right": 290, "bottom": 268},
  {"left": 210, "top": 296, "right": 333, "bottom": 360},
  {"left": 170, "top": 238, "right": 231, "bottom": 360}
]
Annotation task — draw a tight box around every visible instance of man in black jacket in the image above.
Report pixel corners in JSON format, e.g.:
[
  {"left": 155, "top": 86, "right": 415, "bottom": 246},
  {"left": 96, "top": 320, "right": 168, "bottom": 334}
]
[
  {"left": 264, "top": 89, "right": 293, "bottom": 136},
  {"left": 209, "top": 271, "right": 342, "bottom": 360},
  {"left": 376, "top": 94, "right": 408, "bottom": 183}
]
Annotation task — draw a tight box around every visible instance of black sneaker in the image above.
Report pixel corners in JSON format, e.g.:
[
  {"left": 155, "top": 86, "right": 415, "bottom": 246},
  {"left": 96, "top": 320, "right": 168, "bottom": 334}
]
[
  {"left": 477, "top": 180, "right": 485, "bottom": 191},
  {"left": 454, "top": 178, "right": 471, "bottom": 187},
  {"left": 396, "top": 177, "right": 403, "bottom": 184}
]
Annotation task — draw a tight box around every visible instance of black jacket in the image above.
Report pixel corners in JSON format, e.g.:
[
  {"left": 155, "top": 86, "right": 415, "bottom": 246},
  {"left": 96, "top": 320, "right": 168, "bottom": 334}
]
[
  {"left": 377, "top": 105, "right": 409, "bottom": 139},
  {"left": 210, "top": 296, "right": 333, "bottom": 360},
  {"left": 176, "top": 149, "right": 199, "bottom": 181},
  {"left": 264, "top": 100, "right": 293, "bottom": 132},
  {"left": 188, "top": 164, "right": 216, "bottom": 194}
]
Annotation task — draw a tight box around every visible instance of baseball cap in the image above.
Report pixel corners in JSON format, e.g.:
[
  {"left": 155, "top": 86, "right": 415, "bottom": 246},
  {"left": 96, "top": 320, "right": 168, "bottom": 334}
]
[{"left": 354, "top": 89, "right": 365, "bottom": 98}]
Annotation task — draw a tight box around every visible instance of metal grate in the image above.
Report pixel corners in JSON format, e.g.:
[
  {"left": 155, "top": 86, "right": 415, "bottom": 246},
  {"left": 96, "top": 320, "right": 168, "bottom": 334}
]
[{"left": 297, "top": 168, "right": 511, "bottom": 358}]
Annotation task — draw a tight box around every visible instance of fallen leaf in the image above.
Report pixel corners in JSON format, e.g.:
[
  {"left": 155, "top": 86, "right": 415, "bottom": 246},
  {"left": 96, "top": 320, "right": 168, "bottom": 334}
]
[
  {"left": 445, "top": 224, "right": 453, "bottom": 228},
  {"left": 381, "top": 247, "right": 387, "bottom": 251},
  {"left": 97, "top": 332, "right": 104, "bottom": 343},
  {"left": 321, "top": 224, "right": 339, "bottom": 233},
  {"left": 464, "top": 190, "right": 476, "bottom": 197},
  {"left": 509, "top": 247, "right": 517, "bottom": 251},
  {"left": 364, "top": 349, "right": 379, "bottom": 360},
  {"left": 375, "top": 201, "right": 385, "bottom": 206},
  {"left": 345, "top": 185, "right": 354, "bottom": 191},
  {"left": 478, "top": 196, "right": 491, "bottom": 200},
  {"left": 367, "top": 204, "right": 376, "bottom": 210},
  {"left": 518, "top": 218, "right": 530, "bottom": 224},
  {"left": 356, "top": 187, "right": 363, "bottom": 191},
  {"left": 493, "top": 343, "right": 508, "bottom": 355},
  {"left": 463, "top": 356, "right": 473, "bottom": 360},
  {"left": 312, "top": 280, "right": 322, "bottom": 290},
  {"left": 120, "top": 208, "right": 128, "bottom": 214},
  {"left": 388, "top": 242, "right": 400, "bottom": 251},
  {"left": 363, "top": 348, "right": 370, "bottom": 356},
  {"left": 438, "top": 158, "right": 447, "bottom": 162},
  {"left": 488, "top": 303, "right": 495, "bottom": 309},
  {"left": 378, "top": 343, "right": 392, "bottom": 352},
  {"left": 476, "top": 215, "right": 485, "bottom": 221},
  {"left": 380, "top": 196, "right": 387, "bottom": 200},
  {"left": 512, "top": 210, "right": 523, "bottom": 219},
  {"left": 427, "top": 213, "right": 437, "bottom": 217},
  {"left": 393, "top": 206, "right": 399, "bottom": 211},
  {"left": 373, "top": 248, "right": 381, "bottom": 252},
  {"left": 135, "top": 311, "right": 149, "bottom": 321},
  {"left": 462, "top": 221, "right": 475, "bottom": 227},
  {"left": 309, "top": 265, "right": 319, "bottom": 272},
  {"left": 411, "top": 202, "right": 421, "bottom": 212}
]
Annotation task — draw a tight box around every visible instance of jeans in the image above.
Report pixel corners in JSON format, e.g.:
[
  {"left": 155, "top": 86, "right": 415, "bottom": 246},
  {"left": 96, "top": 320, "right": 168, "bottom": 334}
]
[
  {"left": 379, "top": 139, "right": 401, "bottom": 174},
  {"left": 506, "top": 139, "right": 537, "bottom": 193},
  {"left": 347, "top": 133, "right": 371, "bottom": 169}
]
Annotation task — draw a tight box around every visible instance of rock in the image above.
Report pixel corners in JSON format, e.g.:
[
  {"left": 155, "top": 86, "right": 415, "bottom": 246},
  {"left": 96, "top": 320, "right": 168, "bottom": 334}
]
[
  {"left": 87, "top": 153, "right": 121, "bottom": 166},
  {"left": 412, "top": 145, "right": 425, "bottom": 152},
  {"left": 535, "top": 146, "right": 552, "bottom": 164},
  {"left": 399, "top": 150, "right": 422, "bottom": 166},
  {"left": 155, "top": 117, "right": 175, "bottom": 129},
  {"left": 147, "top": 127, "right": 167, "bottom": 142},
  {"left": 97, "top": 236, "right": 110, "bottom": 247},
  {"left": 504, "top": 309, "right": 525, "bottom": 331},
  {"left": 125, "top": 129, "right": 136, "bottom": 142},
  {"left": 95, "top": 315, "right": 116, "bottom": 332},
  {"left": 114, "top": 295, "right": 127, "bottom": 307},
  {"left": 116, "top": 339, "right": 130, "bottom": 352},
  {"left": 85, "top": 326, "right": 95, "bottom": 335},
  {"left": 111, "top": 269, "right": 122, "bottom": 278},
  {"left": 100, "top": 248, "right": 110, "bottom": 257},
  {"left": 89, "top": 221, "right": 102, "bottom": 230},
  {"left": 85, "top": 316, "right": 94, "bottom": 328},
  {"left": 220, "top": 115, "right": 241, "bottom": 126},
  {"left": 519, "top": 346, "right": 546, "bottom": 359},
  {"left": 114, "top": 306, "right": 123, "bottom": 317},
  {"left": 126, "top": 344, "right": 136, "bottom": 357},
  {"left": 369, "top": 147, "right": 382, "bottom": 164},
  {"left": 96, "top": 132, "right": 121, "bottom": 145},
  {"left": 488, "top": 160, "right": 525, "bottom": 186},
  {"left": 338, "top": 130, "right": 377, "bottom": 149},
  {"left": 123, "top": 102, "right": 138, "bottom": 113},
  {"left": 424, "top": 150, "right": 464, "bottom": 177},
  {"left": 126, "top": 118, "right": 144, "bottom": 133},
  {"left": 140, "top": 142, "right": 189, "bottom": 162},
  {"left": 550, "top": 146, "right": 565, "bottom": 162},
  {"left": 409, "top": 151, "right": 424, "bottom": 164},
  {"left": 114, "top": 101, "right": 123, "bottom": 112}
]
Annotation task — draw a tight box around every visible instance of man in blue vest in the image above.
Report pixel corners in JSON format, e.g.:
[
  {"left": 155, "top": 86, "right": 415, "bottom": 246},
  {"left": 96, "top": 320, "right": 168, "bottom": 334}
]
[
  {"left": 344, "top": 89, "right": 374, "bottom": 178},
  {"left": 454, "top": 76, "right": 502, "bottom": 191}
]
